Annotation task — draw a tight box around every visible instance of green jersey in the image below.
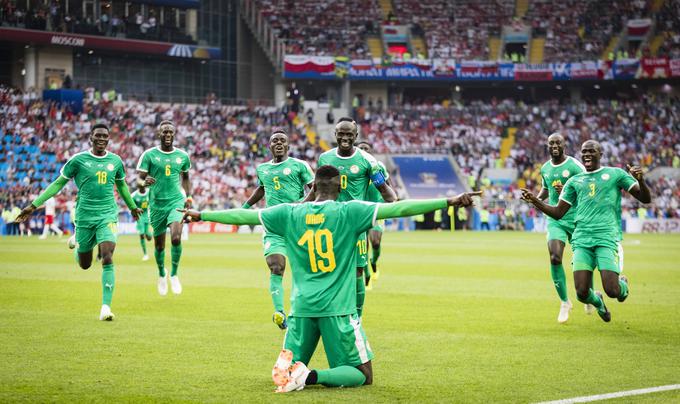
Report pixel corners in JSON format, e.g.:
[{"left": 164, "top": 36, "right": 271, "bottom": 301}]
[
  {"left": 560, "top": 167, "right": 638, "bottom": 249},
  {"left": 136, "top": 147, "right": 191, "bottom": 207},
  {"left": 318, "top": 148, "right": 381, "bottom": 202},
  {"left": 59, "top": 150, "right": 126, "bottom": 226},
  {"left": 132, "top": 189, "right": 150, "bottom": 217},
  {"left": 540, "top": 156, "right": 585, "bottom": 226},
  {"left": 257, "top": 157, "right": 314, "bottom": 207},
  {"left": 259, "top": 200, "right": 379, "bottom": 317},
  {"left": 365, "top": 161, "right": 389, "bottom": 203}
]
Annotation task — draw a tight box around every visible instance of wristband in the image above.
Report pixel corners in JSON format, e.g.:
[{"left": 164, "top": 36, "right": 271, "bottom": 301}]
[{"left": 242, "top": 202, "right": 251, "bottom": 209}]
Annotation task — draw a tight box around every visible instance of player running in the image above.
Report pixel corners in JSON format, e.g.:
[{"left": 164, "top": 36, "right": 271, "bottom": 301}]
[
  {"left": 356, "top": 140, "right": 390, "bottom": 290},
  {"left": 132, "top": 185, "right": 152, "bottom": 261},
  {"left": 520, "top": 140, "right": 651, "bottom": 322},
  {"left": 242, "top": 129, "right": 314, "bottom": 330},
  {"left": 536, "top": 133, "right": 585, "bottom": 323},
  {"left": 38, "top": 197, "right": 64, "bottom": 239},
  {"left": 137, "top": 120, "right": 192, "bottom": 296},
  {"left": 180, "top": 165, "right": 481, "bottom": 392},
  {"left": 306, "top": 119, "right": 397, "bottom": 317},
  {"left": 16, "top": 123, "right": 142, "bottom": 321}
]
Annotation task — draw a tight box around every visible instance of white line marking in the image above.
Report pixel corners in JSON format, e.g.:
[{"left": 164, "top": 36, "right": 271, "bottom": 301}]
[{"left": 536, "top": 384, "right": 680, "bottom": 404}]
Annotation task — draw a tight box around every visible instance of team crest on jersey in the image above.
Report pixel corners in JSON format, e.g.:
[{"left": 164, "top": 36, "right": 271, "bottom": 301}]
[
  {"left": 350, "top": 165, "right": 359, "bottom": 174},
  {"left": 562, "top": 170, "right": 570, "bottom": 178},
  {"left": 176, "top": 157, "right": 182, "bottom": 164},
  {"left": 283, "top": 168, "right": 292, "bottom": 175},
  {"left": 107, "top": 164, "right": 114, "bottom": 171},
  {"left": 601, "top": 173, "right": 610, "bottom": 180}
]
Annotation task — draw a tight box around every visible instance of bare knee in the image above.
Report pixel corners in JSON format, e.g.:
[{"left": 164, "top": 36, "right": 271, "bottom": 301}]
[
  {"left": 356, "top": 267, "right": 364, "bottom": 277},
  {"left": 549, "top": 254, "right": 562, "bottom": 265},
  {"left": 269, "top": 262, "right": 285, "bottom": 276},
  {"left": 170, "top": 236, "right": 181, "bottom": 246},
  {"left": 603, "top": 283, "right": 620, "bottom": 298},
  {"left": 575, "top": 286, "right": 590, "bottom": 301},
  {"left": 80, "top": 261, "right": 92, "bottom": 270},
  {"left": 357, "top": 362, "right": 373, "bottom": 385}
]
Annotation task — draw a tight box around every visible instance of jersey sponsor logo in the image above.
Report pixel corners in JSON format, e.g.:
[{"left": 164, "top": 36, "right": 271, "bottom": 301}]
[
  {"left": 601, "top": 173, "right": 610, "bottom": 180},
  {"left": 154, "top": 157, "right": 161, "bottom": 161},
  {"left": 562, "top": 169, "right": 570, "bottom": 177},
  {"left": 107, "top": 163, "right": 114, "bottom": 171},
  {"left": 85, "top": 162, "right": 93, "bottom": 167},
  {"left": 283, "top": 167, "right": 292, "bottom": 175},
  {"left": 350, "top": 165, "right": 359, "bottom": 174},
  {"left": 305, "top": 213, "right": 325, "bottom": 225},
  {"left": 175, "top": 157, "right": 182, "bottom": 164}
]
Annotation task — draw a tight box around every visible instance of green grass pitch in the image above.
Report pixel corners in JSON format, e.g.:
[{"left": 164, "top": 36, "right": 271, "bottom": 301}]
[{"left": 1, "top": 232, "right": 679, "bottom": 402}]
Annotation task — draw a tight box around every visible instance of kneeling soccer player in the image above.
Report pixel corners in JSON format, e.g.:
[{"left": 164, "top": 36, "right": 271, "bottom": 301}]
[{"left": 181, "top": 165, "right": 480, "bottom": 391}]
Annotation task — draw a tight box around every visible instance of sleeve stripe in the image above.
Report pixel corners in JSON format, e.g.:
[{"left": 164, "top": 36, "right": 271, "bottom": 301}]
[
  {"left": 558, "top": 196, "right": 572, "bottom": 206},
  {"left": 136, "top": 149, "right": 149, "bottom": 171},
  {"left": 627, "top": 181, "right": 639, "bottom": 192},
  {"left": 371, "top": 204, "right": 379, "bottom": 227}
]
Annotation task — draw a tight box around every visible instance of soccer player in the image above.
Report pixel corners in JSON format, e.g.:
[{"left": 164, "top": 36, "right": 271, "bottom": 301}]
[
  {"left": 132, "top": 185, "right": 152, "bottom": 261},
  {"left": 180, "top": 165, "right": 481, "bottom": 392},
  {"left": 536, "top": 133, "right": 585, "bottom": 323},
  {"left": 356, "top": 141, "right": 390, "bottom": 289},
  {"left": 137, "top": 120, "right": 192, "bottom": 296},
  {"left": 38, "top": 197, "right": 64, "bottom": 239},
  {"left": 520, "top": 140, "right": 651, "bottom": 322},
  {"left": 306, "top": 119, "right": 397, "bottom": 317},
  {"left": 16, "top": 123, "right": 142, "bottom": 321},
  {"left": 242, "top": 129, "right": 314, "bottom": 329}
]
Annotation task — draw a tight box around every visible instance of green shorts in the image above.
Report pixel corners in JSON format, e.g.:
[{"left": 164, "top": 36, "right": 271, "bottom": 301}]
[
  {"left": 284, "top": 314, "right": 374, "bottom": 368},
  {"left": 76, "top": 221, "right": 117, "bottom": 253},
  {"left": 356, "top": 232, "right": 368, "bottom": 268},
  {"left": 263, "top": 232, "right": 287, "bottom": 257},
  {"left": 573, "top": 246, "right": 620, "bottom": 273},
  {"left": 546, "top": 221, "right": 574, "bottom": 244},
  {"left": 149, "top": 200, "right": 185, "bottom": 237},
  {"left": 370, "top": 219, "right": 385, "bottom": 233},
  {"left": 136, "top": 217, "right": 151, "bottom": 237}
]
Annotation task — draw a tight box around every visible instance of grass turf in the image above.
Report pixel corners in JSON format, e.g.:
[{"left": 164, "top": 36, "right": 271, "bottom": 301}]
[{"left": 1, "top": 232, "right": 679, "bottom": 403}]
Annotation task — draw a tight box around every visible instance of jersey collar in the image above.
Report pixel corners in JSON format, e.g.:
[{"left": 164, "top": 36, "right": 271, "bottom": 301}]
[
  {"left": 156, "top": 146, "right": 176, "bottom": 154},
  {"left": 584, "top": 166, "right": 605, "bottom": 174},
  {"left": 549, "top": 156, "right": 571, "bottom": 167},
  {"left": 88, "top": 150, "right": 109, "bottom": 159},
  {"left": 268, "top": 156, "right": 290, "bottom": 165},
  {"left": 334, "top": 147, "right": 357, "bottom": 159}
]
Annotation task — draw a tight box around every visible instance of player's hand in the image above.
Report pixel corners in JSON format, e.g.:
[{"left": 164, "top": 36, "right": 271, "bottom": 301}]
[
  {"left": 144, "top": 176, "right": 156, "bottom": 186},
  {"left": 15, "top": 205, "right": 36, "bottom": 223},
  {"left": 520, "top": 188, "right": 537, "bottom": 203},
  {"left": 184, "top": 197, "right": 193, "bottom": 209},
  {"left": 177, "top": 208, "right": 201, "bottom": 223},
  {"left": 448, "top": 191, "right": 482, "bottom": 207},
  {"left": 627, "top": 164, "right": 644, "bottom": 180},
  {"left": 554, "top": 183, "right": 563, "bottom": 195},
  {"left": 272, "top": 310, "right": 288, "bottom": 330},
  {"left": 131, "top": 208, "right": 143, "bottom": 221}
]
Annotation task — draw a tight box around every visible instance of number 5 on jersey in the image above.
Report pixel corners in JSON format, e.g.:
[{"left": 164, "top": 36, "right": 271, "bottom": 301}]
[{"left": 297, "top": 229, "right": 336, "bottom": 273}]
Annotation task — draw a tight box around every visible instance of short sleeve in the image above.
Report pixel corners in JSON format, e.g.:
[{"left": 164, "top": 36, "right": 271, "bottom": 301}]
[
  {"left": 256, "top": 167, "right": 264, "bottom": 187},
  {"left": 616, "top": 168, "right": 638, "bottom": 192},
  {"left": 181, "top": 153, "right": 191, "bottom": 172},
  {"left": 115, "top": 157, "right": 126, "bottom": 180},
  {"left": 300, "top": 160, "right": 314, "bottom": 184},
  {"left": 346, "top": 201, "right": 379, "bottom": 235},
  {"left": 60, "top": 156, "right": 78, "bottom": 179},
  {"left": 317, "top": 153, "right": 327, "bottom": 167},
  {"left": 137, "top": 150, "right": 150, "bottom": 172},
  {"left": 559, "top": 178, "right": 577, "bottom": 205},
  {"left": 259, "top": 204, "right": 290, "bottom": 236}
]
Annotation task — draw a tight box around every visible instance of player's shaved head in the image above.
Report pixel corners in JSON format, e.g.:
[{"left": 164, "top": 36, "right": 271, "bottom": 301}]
[
  {"left": 582, "top": 139, "right": 601, "bottom": 151},
  {"left": 580, "top": 139, "right": 602, "bottom": 171},
  {"left": 269, "top": 131, "right": 289, "bottom": 161},
  {"left": 335, "top": 120, "right": 357, "bottom": 134},
  {"left": 548, "top": 132, "right": 564, "bottom": 143},
  {"left": 356, "top": 140, "right": 372, "bottom": 153},
  {"left": 547, "top": 132, "right": 566, "bottom": 160},
  {"left": 314, "top": 165, "right": 341, "bottom": 197}
]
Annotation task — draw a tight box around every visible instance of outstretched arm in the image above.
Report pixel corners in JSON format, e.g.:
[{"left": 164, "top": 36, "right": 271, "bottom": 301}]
[
  {"left": 115, "top": 179, "right": 142, "bottom": 220},
  {"left": 180, "top": 208, "right": 260, "bottom": 226},
  {"left": 520, "top": 188, "right": 571, "bottom": 220},
  {"left": 626, "top": 165, "right": 651, "bottom": 204},
  {"left": 376, "top": 192, "right": 481, "bottom": 219},
  {"left": 243, "top": 186, "right": 265, "bottom": 208},
  {"left": 16, "top": 176, "right": 69, "bottom": 222}
]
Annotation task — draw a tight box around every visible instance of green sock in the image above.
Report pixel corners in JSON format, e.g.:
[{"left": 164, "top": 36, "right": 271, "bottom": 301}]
[
  {"left": 356, "top": 275, "right": 365, "bottom": 317},
  {"left": 550, "top": 264, "right": 568, "bottom": 302},
  {"left": 102, "top": 264, "right": 115, "bottom": 306},
  {"left": 171, "top": 244, "right": 182, "bottom": 276},
  {"left": 618, "top": 278, "right": 629, "bottom": 300},
  {"left": 140, "top": 238, "right": 147, "bottom": 255},
  {"left": 155, "top": 249, "right": 166, "bottom": 277},
  {"left": 270, "top": 274, "right": 284, "bottom": 312},
  {"left": 316, "top": 366, "right": 366, "bottom": 387},
  {"left": 580, "top": 288, "right": 604, "bottom": 312},
  {"left": 371, "top": 245, "right": 381, "bottom": 267}
]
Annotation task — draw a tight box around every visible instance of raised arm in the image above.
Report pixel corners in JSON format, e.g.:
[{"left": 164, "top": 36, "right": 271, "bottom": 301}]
[
  {"left": 626, "top": 165, "right": 651, "bottom": 204},
  {"left": 16, "top": 176, "right": 69, "bottom": 222},
  {"left": 243, "top": 186, "right": 265, "bottom": 208},
  {"left": 181, "top": 208, "right": 260, "bottom": 226},
  {"left": 520, "top": 188, "right": 571, "bottom": 220}
]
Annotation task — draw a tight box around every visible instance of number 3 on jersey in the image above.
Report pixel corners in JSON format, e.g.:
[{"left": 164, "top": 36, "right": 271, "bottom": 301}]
[
  {"left": 588, "top": 183, "right": 596, "bottom": 197},
  {"left": 297, "top": 229, "right": 336, "bottom": 273}
]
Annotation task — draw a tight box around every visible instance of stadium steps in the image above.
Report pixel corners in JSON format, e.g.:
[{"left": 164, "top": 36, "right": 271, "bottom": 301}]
[
  {"left": 489, "top": 37, "right": 502, "bottom": 60},
  {"left": 649, "top": 33, "right": 666, "bottom": 55},
  {"left": 499, "top": 127, "right": 517, "bottom": 161},
  {"left": 528, "top": 37, "right": 545, "bottom": 63},
  {"left": 410, "top": 36, "right": 428, "bottom": 58},
  {"left": 368, "top": 36, "right": 384, "bottom": 59},
  {"left": 378, "top": 0, "right": 394, "bottom": 19},
  {"left": 515, "top": 0, "right": 529, "bottom": 18}
]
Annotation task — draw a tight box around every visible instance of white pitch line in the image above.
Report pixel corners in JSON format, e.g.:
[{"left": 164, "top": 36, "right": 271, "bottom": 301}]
[{"left": 537, "top": 384, "right": 680, "bottom": 404}]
